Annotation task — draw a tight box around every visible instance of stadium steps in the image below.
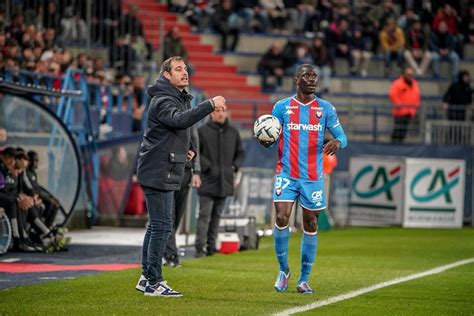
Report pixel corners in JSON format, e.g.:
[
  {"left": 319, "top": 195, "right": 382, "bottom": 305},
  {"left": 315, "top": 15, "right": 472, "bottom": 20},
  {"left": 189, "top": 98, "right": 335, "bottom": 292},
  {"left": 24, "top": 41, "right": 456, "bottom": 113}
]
[
  {"left": 122, "top": 0, "right": 272, "bottom": 124},
  {"left": 242, "top": 73, "right": 453, "bottom": 99}
]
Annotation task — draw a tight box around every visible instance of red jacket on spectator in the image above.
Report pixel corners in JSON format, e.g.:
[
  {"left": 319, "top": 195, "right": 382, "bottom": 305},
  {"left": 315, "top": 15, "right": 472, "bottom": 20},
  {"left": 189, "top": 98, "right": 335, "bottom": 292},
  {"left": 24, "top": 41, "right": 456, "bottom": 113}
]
[
  {"left": 432, "top": 10, "right": 458, "bottom": 34},
  {"left": 389, "top": 75, "right": 420, "bottom": 117}
]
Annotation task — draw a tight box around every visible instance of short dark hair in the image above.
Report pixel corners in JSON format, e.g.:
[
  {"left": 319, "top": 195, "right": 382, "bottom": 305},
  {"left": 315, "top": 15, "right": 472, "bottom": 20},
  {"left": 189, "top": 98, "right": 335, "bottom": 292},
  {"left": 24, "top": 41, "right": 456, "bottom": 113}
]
[
  {"left": 160, "top": 56, "right": 185, "bottom": 75},
  {"left": 16, "top": 147, "right": 27, "bottom": 159},
  {"left": 1, "top": 147, "right": 17, "bottom": 158},
  {"left": 295, "top": 64, "right": 315, "bottom": 80},
  {"left": 27, "top": 150, "right": 39, "bottom": 162}
]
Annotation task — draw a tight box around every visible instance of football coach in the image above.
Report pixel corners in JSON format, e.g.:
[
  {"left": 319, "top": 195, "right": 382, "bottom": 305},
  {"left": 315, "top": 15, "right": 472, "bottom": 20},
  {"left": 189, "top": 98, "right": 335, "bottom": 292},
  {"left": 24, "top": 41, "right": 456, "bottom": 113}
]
[{"left": 135, "top": 56, "right": 226, "bottom": 297}]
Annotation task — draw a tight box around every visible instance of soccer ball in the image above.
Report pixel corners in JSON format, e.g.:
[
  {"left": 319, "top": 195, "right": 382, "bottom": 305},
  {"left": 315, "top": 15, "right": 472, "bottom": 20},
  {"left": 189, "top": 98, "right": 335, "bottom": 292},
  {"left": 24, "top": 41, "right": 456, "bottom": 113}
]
[{"left": 253, "top": 114, "right": 281, "bottom": 147}]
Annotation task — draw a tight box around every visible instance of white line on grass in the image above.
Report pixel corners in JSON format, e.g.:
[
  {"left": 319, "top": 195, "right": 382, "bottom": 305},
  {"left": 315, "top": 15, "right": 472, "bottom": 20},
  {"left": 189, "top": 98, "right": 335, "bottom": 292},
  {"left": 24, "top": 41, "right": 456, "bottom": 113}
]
[
  {"left": 1, "top": 258, "right": 20, "bottom": 263},
  {"left": 274, "top": 257, "right": 474, "bottom": 316}
]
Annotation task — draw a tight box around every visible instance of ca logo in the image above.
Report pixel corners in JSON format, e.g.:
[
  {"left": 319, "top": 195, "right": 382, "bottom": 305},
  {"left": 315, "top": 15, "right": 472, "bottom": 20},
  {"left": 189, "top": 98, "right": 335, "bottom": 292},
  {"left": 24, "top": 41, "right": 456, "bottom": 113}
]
[
  {"left": 410, "top": 167, "right": 460, "bottom": 203},
  {"left": 353, "top": 165, "right": 401, "bottom": 200},
  {"left": 311, "top": 190, "right": 323, "bottom": 201}
]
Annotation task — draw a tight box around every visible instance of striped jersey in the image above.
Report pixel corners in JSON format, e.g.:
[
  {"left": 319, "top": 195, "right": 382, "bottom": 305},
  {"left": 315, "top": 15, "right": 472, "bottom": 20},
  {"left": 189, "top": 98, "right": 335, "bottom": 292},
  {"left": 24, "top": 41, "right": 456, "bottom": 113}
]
[{"left": 272, "top": 95, "right": 345, "bottom": 182}]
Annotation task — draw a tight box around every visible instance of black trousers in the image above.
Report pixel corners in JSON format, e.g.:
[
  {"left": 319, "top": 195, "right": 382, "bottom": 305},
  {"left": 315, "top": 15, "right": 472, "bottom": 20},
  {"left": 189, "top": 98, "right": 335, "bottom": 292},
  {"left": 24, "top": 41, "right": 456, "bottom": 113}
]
[{"left": 392, "top": 115, "right": 411, "bottom": 143}]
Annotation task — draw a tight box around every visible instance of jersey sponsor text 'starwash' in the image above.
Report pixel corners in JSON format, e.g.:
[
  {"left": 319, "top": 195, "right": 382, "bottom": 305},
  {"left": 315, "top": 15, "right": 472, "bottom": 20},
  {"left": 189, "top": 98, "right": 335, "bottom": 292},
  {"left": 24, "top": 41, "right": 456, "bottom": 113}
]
[{"left": 272, "top": 96, "right": 347, "bottom": 181}]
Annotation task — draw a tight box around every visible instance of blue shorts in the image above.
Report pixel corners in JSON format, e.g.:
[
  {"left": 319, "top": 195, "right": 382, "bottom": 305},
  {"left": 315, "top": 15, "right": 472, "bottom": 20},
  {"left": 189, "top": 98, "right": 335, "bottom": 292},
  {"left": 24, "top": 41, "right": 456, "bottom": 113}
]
[{"left": 272, "top": 175, "right": 326, "bottom": 211}]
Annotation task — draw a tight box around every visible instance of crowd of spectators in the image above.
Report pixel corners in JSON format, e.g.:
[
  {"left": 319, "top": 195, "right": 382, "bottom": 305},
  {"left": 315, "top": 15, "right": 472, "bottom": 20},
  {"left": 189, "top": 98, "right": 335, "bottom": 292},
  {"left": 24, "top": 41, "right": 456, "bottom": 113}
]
[
  {"left": 0, "top": 1, "right": 152, "bottom": 134},
  {"left": 247, "top": 0, "right": 473, "bottom": 91},
  {"left": 1, "top": 0, "right": 473, "bottom": 112}
]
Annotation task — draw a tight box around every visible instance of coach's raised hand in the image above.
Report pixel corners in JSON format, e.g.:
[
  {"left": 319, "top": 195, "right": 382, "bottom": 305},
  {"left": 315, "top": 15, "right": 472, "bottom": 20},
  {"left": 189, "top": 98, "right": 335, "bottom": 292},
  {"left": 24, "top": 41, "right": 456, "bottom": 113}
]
[{"left": 211, "top": 96, "right": 226, "bottom": 110}]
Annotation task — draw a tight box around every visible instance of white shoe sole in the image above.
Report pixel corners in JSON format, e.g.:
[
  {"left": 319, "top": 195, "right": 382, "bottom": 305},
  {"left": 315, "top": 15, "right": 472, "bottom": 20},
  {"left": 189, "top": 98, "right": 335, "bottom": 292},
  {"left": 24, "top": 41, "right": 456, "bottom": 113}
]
[{"left": 144, "top": 292, "right": 183, "bottom": 297}]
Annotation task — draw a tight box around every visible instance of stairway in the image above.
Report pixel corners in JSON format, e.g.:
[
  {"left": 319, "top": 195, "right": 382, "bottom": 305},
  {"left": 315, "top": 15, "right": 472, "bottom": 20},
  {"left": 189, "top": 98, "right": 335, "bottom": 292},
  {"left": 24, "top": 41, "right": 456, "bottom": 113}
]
[{"left": 122, "top": 0, "right": 273, "bottom": 126}]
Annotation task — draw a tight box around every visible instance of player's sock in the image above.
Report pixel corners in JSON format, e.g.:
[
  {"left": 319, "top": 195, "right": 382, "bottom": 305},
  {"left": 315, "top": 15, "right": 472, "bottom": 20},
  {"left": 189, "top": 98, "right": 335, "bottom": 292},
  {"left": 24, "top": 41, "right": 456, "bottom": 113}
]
[
  {"left": 273, "top": 224, "right": 290, "bottom": 274},
  {"left": 299, "top": 230, "right": 318, "bottom": 284}
]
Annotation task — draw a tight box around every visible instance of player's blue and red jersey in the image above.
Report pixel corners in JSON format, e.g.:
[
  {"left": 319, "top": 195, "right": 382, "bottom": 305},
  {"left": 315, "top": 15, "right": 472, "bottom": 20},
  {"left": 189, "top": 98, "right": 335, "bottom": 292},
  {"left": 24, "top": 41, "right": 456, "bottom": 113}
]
[{"left": 272, "top": 95, "right": 347, "bottom": 182}]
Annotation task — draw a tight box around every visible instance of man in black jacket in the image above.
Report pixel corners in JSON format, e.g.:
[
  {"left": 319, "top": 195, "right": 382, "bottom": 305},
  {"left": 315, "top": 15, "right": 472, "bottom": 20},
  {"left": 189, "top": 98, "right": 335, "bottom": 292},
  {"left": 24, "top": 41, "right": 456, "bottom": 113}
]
[
  {"left": 135, "top": 56, "right": 225, "bottom": 297},
  {"left": 195, "top": 107, "right": 244, "bottom": 257},
  {"left": 443, "top": 70, "right": 472, "bottom": 121}
]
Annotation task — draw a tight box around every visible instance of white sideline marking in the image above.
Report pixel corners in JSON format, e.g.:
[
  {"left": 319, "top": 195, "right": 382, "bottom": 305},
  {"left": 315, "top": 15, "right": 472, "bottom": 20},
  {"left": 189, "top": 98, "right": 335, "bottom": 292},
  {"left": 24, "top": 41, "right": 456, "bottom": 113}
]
[
  {"left": 274, "top": 257, "right": 474, "bottom": 316},
  {"left": 1, "top": 258, "right": 20, "bottom": 263}
]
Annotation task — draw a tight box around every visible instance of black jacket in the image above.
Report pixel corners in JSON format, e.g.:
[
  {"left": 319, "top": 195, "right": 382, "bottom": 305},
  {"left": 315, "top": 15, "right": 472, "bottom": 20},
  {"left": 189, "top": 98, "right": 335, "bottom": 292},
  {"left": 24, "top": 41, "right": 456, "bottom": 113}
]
[
  {"left": 443, "top": 72, "right": 473, "bottom": 106},
  {"left": 197, "top": 119, "right": 245, "bottom": 198},
  {"left": 137, "top": 76, "right": 214, "bottom": 191},
  {"left": 0, "top": 162, "right": 17, "bottom": 205}
]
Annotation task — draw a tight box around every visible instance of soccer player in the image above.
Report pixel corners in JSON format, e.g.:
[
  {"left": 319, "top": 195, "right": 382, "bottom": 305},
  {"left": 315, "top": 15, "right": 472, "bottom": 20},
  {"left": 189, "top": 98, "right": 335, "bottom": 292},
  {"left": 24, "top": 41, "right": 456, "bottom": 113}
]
[{"left": 269, "top": 64, "right": 347, "bottom": 294}]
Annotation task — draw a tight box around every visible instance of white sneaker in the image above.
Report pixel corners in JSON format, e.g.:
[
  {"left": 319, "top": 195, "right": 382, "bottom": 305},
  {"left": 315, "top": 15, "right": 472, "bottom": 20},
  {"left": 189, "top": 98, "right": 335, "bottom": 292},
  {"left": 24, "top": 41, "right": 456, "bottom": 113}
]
[
  {"left": 135, "top": 274, "right": 147, "bottom": 292},
  {"left": 144, "top": 280, "right": 183, "bottom": 297}
]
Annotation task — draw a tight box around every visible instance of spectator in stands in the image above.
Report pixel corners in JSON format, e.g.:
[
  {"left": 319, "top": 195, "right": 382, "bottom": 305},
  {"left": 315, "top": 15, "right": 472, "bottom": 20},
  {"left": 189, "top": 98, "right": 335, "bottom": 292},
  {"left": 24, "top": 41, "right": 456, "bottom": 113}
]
[
  {"left": 43, "top": 1, "right": 61, "bottom": 34},
  {"left": 212, "top": 0, "right": 240, "bottom": 52},
  {"left": 353, "top": 2, "right": 378, "bottom": 55},
  {"left": 119, "top": 4, "right": 144, "bottom": 38},
  {"left": 461, "top": 6, "right": 474, "bottom": 44},
  {"left": 164, "top": 127, "right": 201, "bottom": 267},
  {"left": 304, "top": 0, "right": 332, "bottom": 35},
  {"left": 91, "top": 0, "right": 121, "bottom": 45},
  {"left": 351, "top": 25, "right": 372, "bottom": 77},
  {"left": 4, "top": 39, "right": 21, "bottom": 61},
  {"left": 107, "top": 146, "right": 133, "bottom": 181},
  {"left": 234, "top": 0, "right": 270, "bottom": 33},
  {"left": 132, "top": 75, "right": 146, "bottom": 132},
  {"left": 195, "top": 106, "right": 244, "bottom": 257},
  {"left": 329, "top": 18, "right": 354, "bottom": 75},
  {"left": 404, "top": 17, "right": 431, "bottom": 76},
  {"left": 43, "top": 28, "right": 56, "bottom": 50},
  {"left": 379, "top": 18, "right": 405, "bottom": 77},
  {"left": 260, "top": 0, "right": 287, "bottom": 33},
  {"left": 185, "top": 0, "right": 215, "bottom": 32},
  {"left": 110, "top": 36, "right": 136, "bottom": 75},
  {"left": 283, "top": 0, "right": 312, "bottom": 35},
  {"left": 122, "top": 11, "right": 152, "bottom": 64},
  {"left": 20, "top": 26, "right": 36, "bottom": 49},
  {"left": 258, "top": 42, "right": 287, "bottom": 91},
  {"left": 430, "top": 20, "right": 460, "bottom": 79},
  {"left": 291, "top": 43, "right": 314, "bottom": 71},
  {"left": 432, "top": 3, "right": 459, "bottom": 35},
  {"left": 59, "top": 6, "right": 88, "bottom": 45},
  {"left": 367, "top": 0, "right": 398, "bottom": 52},
  {"left": 368, "top": 0, "right": 398, "bottom": 32},
  {"left": 7, "top": 13, "right": 26, "bottom": 43},
  {"left": 167, "top": 0, "right": 189, "bottom": 13},
  {"left": 432, "top": 3, "right": 462, "bottom": 57},
  {"left": 163, "top": 26, "right": 188, "bottom": 62},
  {"left": 443, "top": 70, "right": 472, "bottom": 121},
  {"left": 310, "top": 33, "right": 331, "bottom": 93},
  {"left": 389, "top": 67, "right": 420, "bottom": 143},
  {"left": 397, "top": 7, "right": 418, "bottom": 32}
]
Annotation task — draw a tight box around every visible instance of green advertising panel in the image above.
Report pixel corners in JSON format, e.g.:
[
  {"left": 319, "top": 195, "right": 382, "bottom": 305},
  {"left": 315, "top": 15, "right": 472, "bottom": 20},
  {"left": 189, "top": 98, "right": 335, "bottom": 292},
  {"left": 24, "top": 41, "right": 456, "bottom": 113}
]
[
  {"left": 403, "top": 158, "right": 465, "bottom": 228},
  {"left": 350, "top": 156, "right": 404, "bottom": 226}
]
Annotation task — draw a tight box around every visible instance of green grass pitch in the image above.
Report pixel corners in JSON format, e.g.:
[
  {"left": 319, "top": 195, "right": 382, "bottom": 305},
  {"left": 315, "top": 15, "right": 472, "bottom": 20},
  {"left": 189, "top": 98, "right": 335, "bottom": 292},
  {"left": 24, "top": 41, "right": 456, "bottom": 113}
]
[{"left": 1, "top": 228, "right": 473, "bottom": 315}]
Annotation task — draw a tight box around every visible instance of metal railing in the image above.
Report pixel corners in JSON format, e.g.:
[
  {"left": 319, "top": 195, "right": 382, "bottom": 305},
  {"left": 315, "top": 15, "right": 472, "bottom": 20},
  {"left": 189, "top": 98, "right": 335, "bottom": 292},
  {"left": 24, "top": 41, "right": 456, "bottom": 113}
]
[
  {"left": 1, "top": 67, "right": 148, "bottom": 136},
  {"left": 425, "top": 120, "right": 474, "bottom": 146},
  {"left": 231, "top": 98, "right": 474, "bottom": 146}
]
